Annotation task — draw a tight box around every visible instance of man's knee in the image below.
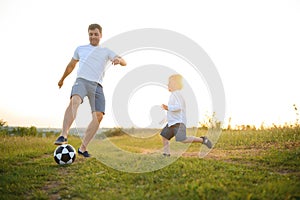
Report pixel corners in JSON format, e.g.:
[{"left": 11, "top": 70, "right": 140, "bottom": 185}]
[
  {"left": 69, "top": 95, "right": 82, "bottom": 108},
  {"left": 94, "top": 112, "right": 103, "bottom": 123}
]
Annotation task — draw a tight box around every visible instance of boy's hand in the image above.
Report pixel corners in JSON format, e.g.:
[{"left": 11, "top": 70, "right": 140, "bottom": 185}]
[{"left": 161, "top": 104, "right": 168, "bottom": 111}]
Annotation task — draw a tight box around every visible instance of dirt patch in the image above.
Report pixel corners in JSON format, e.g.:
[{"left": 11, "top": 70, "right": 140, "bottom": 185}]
[
  {"left": 181, "top": 148, "right": 264, "bottom": 160},
  {"left": 38, "top": 155, "right": 81, "bottom": 199},
  {"left": 183, "top": 141, "right": 300, "bottom": 160},
  {"left": 182, "top": 146, "right": 300, "bottom": 177},
  {"left": 41, "top": 181, "right": 61, "bottom": 200}
]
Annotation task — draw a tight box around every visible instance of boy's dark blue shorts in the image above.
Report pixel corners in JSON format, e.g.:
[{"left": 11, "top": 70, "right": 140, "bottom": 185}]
[{"left": 160, "top": 123, "right": 187, "bottom": 141}]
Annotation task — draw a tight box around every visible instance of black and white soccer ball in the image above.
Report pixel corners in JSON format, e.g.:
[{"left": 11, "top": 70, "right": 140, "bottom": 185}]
[{"left": 54, "top": 144, "right": 76, "bottom": 165}]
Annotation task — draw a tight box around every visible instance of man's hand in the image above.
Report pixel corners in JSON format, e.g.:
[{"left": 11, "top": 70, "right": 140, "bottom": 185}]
[
  {"left": 112, "top": 57, "right": 121, "bottom": 65},
  {"left": 58, "top": 79, "right": 64, "bottom": 89},
  {"left": 112, "top": 57, "right": 126, "bottom": 66}
]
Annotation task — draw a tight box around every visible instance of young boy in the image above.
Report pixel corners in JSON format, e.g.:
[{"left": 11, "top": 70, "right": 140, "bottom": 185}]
[{"left": 160, "top": 74, "right": 212, "bottom": 156}]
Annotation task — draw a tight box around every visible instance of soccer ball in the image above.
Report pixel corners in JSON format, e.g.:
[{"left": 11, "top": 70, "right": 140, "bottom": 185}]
[{"left": 54, "top": 144, "right": 76, "bottom": 165}]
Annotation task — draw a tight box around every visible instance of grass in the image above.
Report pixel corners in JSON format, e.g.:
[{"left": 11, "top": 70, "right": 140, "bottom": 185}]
[{"left": 0, "top": 127, "right": 299, "bottom": 200}]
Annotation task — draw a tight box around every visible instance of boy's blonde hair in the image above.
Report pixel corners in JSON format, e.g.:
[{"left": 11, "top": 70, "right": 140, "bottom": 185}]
[{"left": 169, "top": 74, "right": 183, "bottom": 90}]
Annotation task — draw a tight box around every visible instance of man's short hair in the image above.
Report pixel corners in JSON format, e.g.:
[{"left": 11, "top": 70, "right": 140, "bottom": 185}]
[{"left": 88, "top": 24, "right": 102, "bottom": 33}]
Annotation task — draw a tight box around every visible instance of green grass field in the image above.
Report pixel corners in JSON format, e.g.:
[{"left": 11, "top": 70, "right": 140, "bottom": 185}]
[{"left": 0, "top": 127, "right": 299, "bottom": 200}]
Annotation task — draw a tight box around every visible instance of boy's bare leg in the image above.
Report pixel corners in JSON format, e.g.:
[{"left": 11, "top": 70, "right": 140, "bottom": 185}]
[
  {"left": 162, "top": 137, "right": 170, "bottom": 155},
  {"left": 180, "top": 136, "right": 203, "bottom": 143},
  {"left": 181, "top": 136, "right": 212, "bottom": 148}
]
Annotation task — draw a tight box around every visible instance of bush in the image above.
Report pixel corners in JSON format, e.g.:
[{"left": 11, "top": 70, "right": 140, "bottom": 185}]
[
  {"left": 102, "top": 127, "right": 125, "bottom": 138},
  {"left": 0, "top": 129, "right": 8, "bottom": 136},
  {"left": 11, "top": 126, "right": 38, "bottom": 136}
]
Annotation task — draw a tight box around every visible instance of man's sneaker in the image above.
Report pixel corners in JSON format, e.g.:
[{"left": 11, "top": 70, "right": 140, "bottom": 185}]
[
  {"left": 78, "top": 148, "right": 91, "bottom": 158},
  {"left": 162, "top": 153, "right": 170, "bottom": 157},
  {"left": 200, "top": 136, "right": 212, "bottom": 149},
  {"left": 54, "top": 136, "right": 67, "bottom": 145}
]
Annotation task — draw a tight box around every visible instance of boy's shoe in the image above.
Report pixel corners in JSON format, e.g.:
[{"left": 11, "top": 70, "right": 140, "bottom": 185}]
[
  {"left": 54, "top": 136, "right": 67, "bottom": 145},
  {"left": 78, "top": 148, "right": 91, "bottom": 158},
  {"left": 200, "top": 136, "right": 212, "bottom": 149},
  {"left": 162, "top": 153, "right": 170, "bottom": 157}
]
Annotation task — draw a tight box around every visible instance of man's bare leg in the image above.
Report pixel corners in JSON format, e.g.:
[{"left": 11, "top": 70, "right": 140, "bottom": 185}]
[
  {"left": 79, "top": 112, "right": 103, "bottom": 152},
  {"left": 61, "top": 95, "right": 82, "bottom": 138}
]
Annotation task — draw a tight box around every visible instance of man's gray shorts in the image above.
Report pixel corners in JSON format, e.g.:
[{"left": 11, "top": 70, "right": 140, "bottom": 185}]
[
  {"left": 160, "top": 123, "right": 187, "bottom": 141},
  {"left": 71, "top": 78, "right": 105, "bottom": 113}
]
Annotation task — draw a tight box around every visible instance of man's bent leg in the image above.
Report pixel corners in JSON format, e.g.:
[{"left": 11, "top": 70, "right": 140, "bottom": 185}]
[
  {"left": 55, "top": 95, "right": 81, "bottom": 145},
  {"left": 80, "top": 112, "right": 103, "bottom": 152}
]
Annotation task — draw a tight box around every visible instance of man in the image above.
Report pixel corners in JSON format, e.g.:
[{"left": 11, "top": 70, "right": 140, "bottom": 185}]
[{"left": 54, "top": 24, "right": 126, "bottom": 157}]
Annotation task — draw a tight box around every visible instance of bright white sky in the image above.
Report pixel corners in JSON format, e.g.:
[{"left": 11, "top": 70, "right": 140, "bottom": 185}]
[{"left": 0, "top": 0, "right": 300, "bottom": 129}]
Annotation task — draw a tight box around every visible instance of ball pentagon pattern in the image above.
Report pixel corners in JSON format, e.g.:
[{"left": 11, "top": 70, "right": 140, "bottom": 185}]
[{"left": 54, "top": 144, "right": 76, "bottom": 165}]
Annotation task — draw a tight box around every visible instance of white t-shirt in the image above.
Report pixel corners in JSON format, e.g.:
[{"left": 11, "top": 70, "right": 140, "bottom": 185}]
[
  {"left": 167, "top": 90, "right": 187, "bottom": 126},
  {"left": 73, "top": 44, "right": 117, "bottom": 84}
]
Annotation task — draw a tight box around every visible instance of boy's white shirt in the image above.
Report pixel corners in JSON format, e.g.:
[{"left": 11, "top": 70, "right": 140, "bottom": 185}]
[{"left": 167, "top": 90, "right": 187, "bottom": 126}]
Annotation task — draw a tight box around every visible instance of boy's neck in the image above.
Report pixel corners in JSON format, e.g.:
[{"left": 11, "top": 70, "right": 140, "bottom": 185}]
[{"left": 170, "top": 89, "right": 181, "bottom": 92}]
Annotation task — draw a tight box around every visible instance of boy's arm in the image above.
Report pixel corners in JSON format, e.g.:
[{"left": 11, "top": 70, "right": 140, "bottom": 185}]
[
  {"left": 161, "top": 103, "right": 181, "bottom": 112},
  {"left": 162, "top": 104, "right": 168, "bottom": 110},
  {"left": 168, "top": 93, "right": 183, "bottom": 111},
  {"left": 162, "top": 93, "right": 182, "bottom": 111},
  {"left": 167, "top": 103, "right": 181, "bottom": 112}
]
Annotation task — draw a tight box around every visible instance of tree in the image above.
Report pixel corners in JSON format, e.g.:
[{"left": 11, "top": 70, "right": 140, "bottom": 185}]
[{"left": 0, "top": 119, "right": 7, "bottom": 127}]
